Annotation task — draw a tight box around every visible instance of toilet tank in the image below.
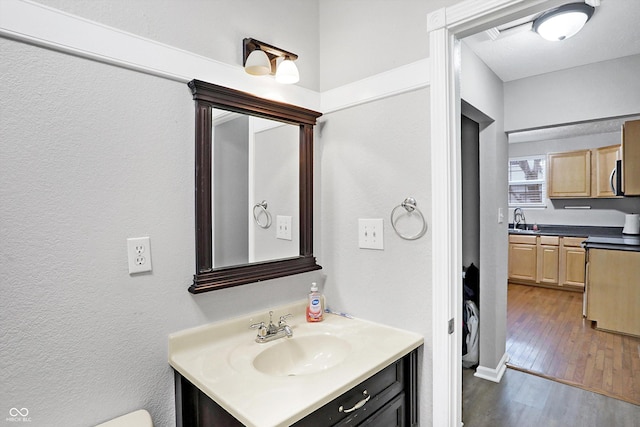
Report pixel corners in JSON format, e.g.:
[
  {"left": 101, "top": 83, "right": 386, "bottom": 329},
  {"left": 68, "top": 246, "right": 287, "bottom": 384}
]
[{"left": 95, "top": 410, "right": 153, "bottom": 427}]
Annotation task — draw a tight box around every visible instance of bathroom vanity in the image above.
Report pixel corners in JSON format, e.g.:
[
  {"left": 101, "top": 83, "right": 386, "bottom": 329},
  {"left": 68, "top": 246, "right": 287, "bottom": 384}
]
[{"left": 169, "top": 301, "right": 423, "bottom": 427}]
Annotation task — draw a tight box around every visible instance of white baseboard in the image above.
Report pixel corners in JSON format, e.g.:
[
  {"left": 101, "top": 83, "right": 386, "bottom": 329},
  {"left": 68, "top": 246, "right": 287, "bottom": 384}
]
[{"left": 473, "top": 352, "right": 509, "bottom": 383}]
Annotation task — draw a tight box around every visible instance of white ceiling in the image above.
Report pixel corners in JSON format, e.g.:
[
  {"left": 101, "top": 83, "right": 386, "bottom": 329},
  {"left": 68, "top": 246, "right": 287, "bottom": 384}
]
[{"left": 463, "top": 0, "right": 640, "bottom": 82}]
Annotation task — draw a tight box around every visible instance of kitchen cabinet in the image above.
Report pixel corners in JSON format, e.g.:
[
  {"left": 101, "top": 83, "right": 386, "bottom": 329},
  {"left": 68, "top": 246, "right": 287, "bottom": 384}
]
[
  {"left": 591, "top": 144, "right": 621, "bottom": 198},
  {"left": 537, "top": 236, "right": 559, "bottom": 285},
  {"left": 622, "top": 119, "right": 640, "bottom": 196},
  {"left": 508, "top": 235, "right": 537, "bottom": 282},
  {"left": 174, "top": 350, "right": 419, "bottom": 427},
  {"left": 558, "top": 237, "right": 586, "bottom": 289},
  {"left": 548, "top": 145, "right": 623, "bottom": 199},
  {"left": 509, "top": 234, "right": 585, "bottom": 290},
  {"left": 548, "top": 150, "right": 591, "bottom": 198},
  {"left": 586, "top": 248, "right": 640, "bottom": 337}
]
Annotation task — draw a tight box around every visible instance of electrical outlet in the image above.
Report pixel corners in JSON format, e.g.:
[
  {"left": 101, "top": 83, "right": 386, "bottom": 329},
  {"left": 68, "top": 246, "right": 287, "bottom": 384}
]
[
  {"left": 358, "top": 218, "right": 384, "bottom": 250},
  {"left": 127, "top": 237, "right": 152, "bottom": 274},
  {"left": 276, "top": 215, "right": 292, "bottom": 240}
]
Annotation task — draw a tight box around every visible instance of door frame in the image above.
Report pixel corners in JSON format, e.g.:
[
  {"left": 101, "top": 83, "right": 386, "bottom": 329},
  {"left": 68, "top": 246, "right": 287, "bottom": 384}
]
[{"left": 427, "top": 1, "right": 564, "bottom": 425}]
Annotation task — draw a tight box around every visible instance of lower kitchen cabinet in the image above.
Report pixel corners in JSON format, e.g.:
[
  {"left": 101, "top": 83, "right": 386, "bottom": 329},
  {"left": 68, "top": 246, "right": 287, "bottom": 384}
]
[
  {"left": 508, "top": 235, "right": 537, "bottom": 282},
  {"left": 537, "top": 236, "right": 559, "bottom": 285},
  {"left": 558, "top": 237, "right": 586, "bottom": 289},
  {"left": 586, "top": 248, "right": 640, "bottom": 337},
  {"left": 174, "top": 350, "right": 419, "bottom": 427},
  {"left": 509, "top": 234, "right": 586, "bottom": 290}
]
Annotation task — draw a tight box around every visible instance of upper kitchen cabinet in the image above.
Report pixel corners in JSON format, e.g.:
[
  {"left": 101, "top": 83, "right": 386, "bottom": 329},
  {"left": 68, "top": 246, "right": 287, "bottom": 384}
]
[
  {"left": 622, "top": 119, "right": 640, "bottom": 196},
  {"left": 548, "top": 144, "right": 623, "bottom": 199},
  {"left": 592, "top": 144, "right": 621, "bottom": 198},
  {"left": 548, "top": 149, "right": 591, "bottom": 198}
]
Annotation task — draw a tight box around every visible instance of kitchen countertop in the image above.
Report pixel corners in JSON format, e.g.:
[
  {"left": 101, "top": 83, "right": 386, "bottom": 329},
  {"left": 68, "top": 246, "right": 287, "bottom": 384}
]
[
  {"left": 168, "top": 300, "right": 423, "bottom": 427},
  {"left": 508, "top": 224, "right": 640, "bottom": 251},
  {"left": 508, "top": 224, "right": 624, "bottom": 238},
  {"left": 583, "top": 235, "right": 640, "bottom": 252}
]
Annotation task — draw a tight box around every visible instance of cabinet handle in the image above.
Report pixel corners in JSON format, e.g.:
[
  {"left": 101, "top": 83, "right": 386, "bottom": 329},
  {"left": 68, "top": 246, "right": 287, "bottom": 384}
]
[
  {"left": 338, "top": 390, "right": 370, "bottom": 413},
  {"left": 610, "top": 167, "right": 617, "bottom": 194}
]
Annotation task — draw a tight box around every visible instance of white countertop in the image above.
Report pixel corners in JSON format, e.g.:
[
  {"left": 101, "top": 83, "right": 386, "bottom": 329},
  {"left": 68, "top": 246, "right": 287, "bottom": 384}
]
[{"left": 168, "top": 300, "right": 423, "bottom": 427}]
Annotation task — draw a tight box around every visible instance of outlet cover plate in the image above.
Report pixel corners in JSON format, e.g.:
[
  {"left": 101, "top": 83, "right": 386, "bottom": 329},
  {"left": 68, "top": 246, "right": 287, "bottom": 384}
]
[
  {"left": 358, "top": 218, "right": 384, "bottom": 250},
  {"left": 127, "top": 237, "right": 152, "bottom": 274}
]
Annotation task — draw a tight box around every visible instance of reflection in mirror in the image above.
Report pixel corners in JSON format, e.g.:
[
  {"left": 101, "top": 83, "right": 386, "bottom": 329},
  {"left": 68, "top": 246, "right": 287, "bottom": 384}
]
[
  {"left": 212, "top": 109, "right": 299, "bottom": 268},
  {"left": 188, "top": 80, "right": 322, "bottom": 293}
]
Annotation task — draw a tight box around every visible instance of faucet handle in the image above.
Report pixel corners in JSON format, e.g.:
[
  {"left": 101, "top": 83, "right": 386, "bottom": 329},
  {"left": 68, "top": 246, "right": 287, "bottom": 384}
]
[
  {"left": 250, "top": 321, "right": 267, "bottom": 337},
  {"left": 278, "top": 314, "right": 293, "bottom": 326}
]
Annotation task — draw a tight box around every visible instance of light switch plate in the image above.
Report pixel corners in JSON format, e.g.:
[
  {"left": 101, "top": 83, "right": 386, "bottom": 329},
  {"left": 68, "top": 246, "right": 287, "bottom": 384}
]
[
  {"left": 276, "top": 215, "right": 292, "bottom": 240},
  {"left": 358, "top": 218, "right": 384, "bottom": 250}
]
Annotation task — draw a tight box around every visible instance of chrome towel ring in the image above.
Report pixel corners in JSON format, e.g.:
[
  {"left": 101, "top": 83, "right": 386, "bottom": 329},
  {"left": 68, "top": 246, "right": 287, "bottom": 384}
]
[
  {"left": 390, "top": 197, "right": 428, "bottom": 240},
  {"left": 252, "top": 200, "right": 272, "bottom": 229}
]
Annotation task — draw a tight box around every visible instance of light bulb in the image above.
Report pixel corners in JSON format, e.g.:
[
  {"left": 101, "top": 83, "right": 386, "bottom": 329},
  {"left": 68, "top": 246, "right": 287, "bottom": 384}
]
[
  {"left": 244, "top": 49, "right": 271, "bottom": 75},
  {"left": 275, "top": 57, "right": 299, "bottom": 84}
]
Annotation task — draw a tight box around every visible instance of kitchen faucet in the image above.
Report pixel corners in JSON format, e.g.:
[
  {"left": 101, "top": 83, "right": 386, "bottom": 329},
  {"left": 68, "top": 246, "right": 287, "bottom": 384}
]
[
  {"left": 513, "top": 207, "right": 526, "bottom": 230},
  {"left": 250, "top": 311, "right": 293, "bottom": 343}
]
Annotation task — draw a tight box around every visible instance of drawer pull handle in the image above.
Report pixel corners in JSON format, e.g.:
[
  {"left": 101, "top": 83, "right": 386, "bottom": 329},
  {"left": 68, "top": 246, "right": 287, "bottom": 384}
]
[{"left": 339, "top": 390, "right": 370, "bottom": 413}]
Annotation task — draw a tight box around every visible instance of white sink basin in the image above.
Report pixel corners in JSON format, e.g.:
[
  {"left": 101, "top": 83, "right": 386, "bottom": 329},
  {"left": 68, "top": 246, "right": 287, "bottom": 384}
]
[
  {"left": 169, "top": 299, "right": 423, "bottom": 427},
  {"left": 252, "top": 334, "right": 351, "bottom": 376}
]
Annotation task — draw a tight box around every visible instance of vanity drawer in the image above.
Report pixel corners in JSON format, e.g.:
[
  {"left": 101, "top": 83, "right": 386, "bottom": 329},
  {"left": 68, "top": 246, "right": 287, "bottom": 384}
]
[{"left": 293, "top": 358, "right": 405, "bottom": 426}]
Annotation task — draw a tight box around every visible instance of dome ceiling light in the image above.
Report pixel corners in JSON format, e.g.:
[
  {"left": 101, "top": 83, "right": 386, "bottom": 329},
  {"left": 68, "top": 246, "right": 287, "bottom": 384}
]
[{"left": 533, "top": 2, "right": 595, "bottom": 41}]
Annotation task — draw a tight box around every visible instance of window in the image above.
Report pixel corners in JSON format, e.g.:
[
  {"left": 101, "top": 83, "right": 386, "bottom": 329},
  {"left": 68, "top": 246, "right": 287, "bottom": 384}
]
[{"left": 508, "top": 155, "right": 546, "bottom": 207}]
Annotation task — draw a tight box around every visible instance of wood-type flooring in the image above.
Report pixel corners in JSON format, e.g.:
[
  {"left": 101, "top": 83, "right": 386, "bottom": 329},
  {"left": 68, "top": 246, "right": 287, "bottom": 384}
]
[
  {"left": 462, "top": 367, "right": 639, "bottom": 427},
  {"left": 506, "top": 283, "right": 640, "bottom": 406}
]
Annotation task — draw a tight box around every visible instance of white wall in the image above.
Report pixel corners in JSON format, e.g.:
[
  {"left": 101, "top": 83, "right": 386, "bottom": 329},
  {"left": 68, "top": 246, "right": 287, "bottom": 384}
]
[
  {"left": 504, "top": 54, "right": 640, "bottom": 132},
  {"left": 318, "top": 0, "right": 456, "bottom": 91},
  {"left": 460, "top": 43, "right": 509, "bottom": 373},
  {"left": 319, "top": 88, "right": 433, "bottom": 421}
]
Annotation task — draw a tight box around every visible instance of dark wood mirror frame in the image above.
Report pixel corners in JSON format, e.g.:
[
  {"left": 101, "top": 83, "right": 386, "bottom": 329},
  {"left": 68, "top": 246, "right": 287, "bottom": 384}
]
[{"left": 188, "top": 80, "right": 323, "bottom": 293}]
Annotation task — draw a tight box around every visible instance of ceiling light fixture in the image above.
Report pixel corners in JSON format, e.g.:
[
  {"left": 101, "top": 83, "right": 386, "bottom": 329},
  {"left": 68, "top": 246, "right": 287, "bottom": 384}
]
[
  {"left": 532, "top": 2, "right": 595, "bottom": 41},
  {"left": 243, "top": 38, "right": 300, "bottom": 84}
]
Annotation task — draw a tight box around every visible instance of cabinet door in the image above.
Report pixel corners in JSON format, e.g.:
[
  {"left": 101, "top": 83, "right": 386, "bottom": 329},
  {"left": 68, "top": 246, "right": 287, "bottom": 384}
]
[
  {"left": 559, "top": 245, "right": 586, "bottom": 289},
  {"left": 537, "top": 245, "right": 559, "bottom": 285},
  {"left": 592, "top": 144, "right": 621, "bottom": 198},
  {"left": 622, "top": 119, "right": 640, "bottom": 195},
  {"left": 548, "top": 150, "right": 591, "bottom": 198},
  {"left": 509, "top": 243, "right": 537, "bottom": 281},
  {"left": 587, "top": 249, "right": 640, "bottom": 337}
]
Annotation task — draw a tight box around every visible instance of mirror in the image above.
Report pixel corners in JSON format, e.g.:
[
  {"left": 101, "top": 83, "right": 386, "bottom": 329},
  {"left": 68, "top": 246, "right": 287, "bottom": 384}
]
[
  {"left": 188, "top": 80, "right": 322, "bottom": 293},
  {"left": 212, "top": 109, "right": 299, "bottom": 268}
]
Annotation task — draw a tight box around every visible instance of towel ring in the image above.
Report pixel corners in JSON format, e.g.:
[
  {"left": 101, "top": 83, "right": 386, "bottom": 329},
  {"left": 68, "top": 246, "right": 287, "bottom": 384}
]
[
  {"left": 390, "top": 197, "right": 428, "bottom": 240},
  {"left": 252, "top": 200, "right": 272, "bottom": 229}
]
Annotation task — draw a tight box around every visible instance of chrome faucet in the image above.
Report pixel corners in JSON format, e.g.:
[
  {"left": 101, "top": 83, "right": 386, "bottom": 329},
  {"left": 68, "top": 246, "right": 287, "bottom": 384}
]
[
  {"left": 513, "top": 207, "right": 526, "bottom": 230},
  {"left": 250, "top": 311, "right": 293, "bottom": 343}
]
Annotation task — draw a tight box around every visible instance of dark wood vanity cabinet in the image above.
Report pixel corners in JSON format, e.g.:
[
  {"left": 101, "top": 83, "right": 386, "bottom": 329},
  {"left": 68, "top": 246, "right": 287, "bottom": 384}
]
[{"left": 175, "top": 349, "right": 419, "bottom": 427}]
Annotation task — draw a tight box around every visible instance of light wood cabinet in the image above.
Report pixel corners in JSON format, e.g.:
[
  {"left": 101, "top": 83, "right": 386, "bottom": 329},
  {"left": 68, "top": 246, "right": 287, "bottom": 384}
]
[
  {"left": 509, "top": 234, "right": 586, "bottom": 290},
  {"left": 586, "top": 248, "right": 640, "bottom": 337},
  {"left": 537, "top": 236, "right": 559, "bottom": 285},
  {"left": 622, "top": 119, "right": 640, "bottom": 196},
  {"left": 558, "top": 237, "right": 586, "bottom": 289},
  {"left": 591, "top": 144, "right": 621, "bottom": 198},
  {"left": 509, "top": 235, "right": 537, "bottom": 282},
  {"left": 548, "top": 150, "right": 591, "bottom": 198},
  {"left": 548, "top": 145, "right": 624, "bottom": 199}
]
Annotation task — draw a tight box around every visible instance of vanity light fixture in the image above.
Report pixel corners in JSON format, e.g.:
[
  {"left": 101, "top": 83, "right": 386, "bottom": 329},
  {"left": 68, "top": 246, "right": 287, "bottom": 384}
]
[
  {"left": 532, "top": 2, "right": 595, "bottom": 41},
  {"left": 243, "top": 38, "right": 300, "bottom": 84}
]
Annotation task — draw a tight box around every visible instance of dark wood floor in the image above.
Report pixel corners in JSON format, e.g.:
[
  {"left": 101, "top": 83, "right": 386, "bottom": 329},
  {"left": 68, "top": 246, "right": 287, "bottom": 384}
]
[
  {"left": 506, "top": 283, "right": 640, "bottom": 405},
  {"left": 462, "top": 367, "right": 640, "bottom": 427}
]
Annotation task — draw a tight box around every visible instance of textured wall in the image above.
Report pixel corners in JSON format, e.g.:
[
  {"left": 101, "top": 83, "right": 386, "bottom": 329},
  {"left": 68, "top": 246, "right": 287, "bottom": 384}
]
[
  {"left": 318, "top": 88, "right": 433, "bottom": 424},
  {"left": 0, "top": 37, "right": 322, "bottom": 427}
]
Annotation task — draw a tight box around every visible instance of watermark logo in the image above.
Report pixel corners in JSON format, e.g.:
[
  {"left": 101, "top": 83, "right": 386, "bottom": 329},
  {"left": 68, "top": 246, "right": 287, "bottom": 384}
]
[{"left": 6, "top": 408, "right": 31, "bottom": 423}]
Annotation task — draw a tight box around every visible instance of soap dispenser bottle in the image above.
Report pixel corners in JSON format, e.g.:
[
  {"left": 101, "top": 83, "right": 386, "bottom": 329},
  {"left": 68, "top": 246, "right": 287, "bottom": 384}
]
[{"left": 306, "top": 282, "right": 323, "bottom": 322}]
